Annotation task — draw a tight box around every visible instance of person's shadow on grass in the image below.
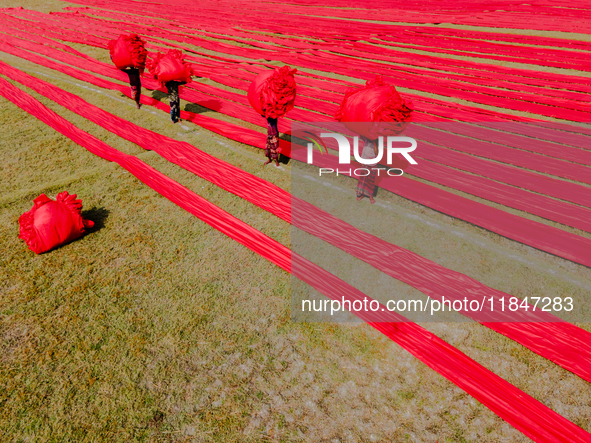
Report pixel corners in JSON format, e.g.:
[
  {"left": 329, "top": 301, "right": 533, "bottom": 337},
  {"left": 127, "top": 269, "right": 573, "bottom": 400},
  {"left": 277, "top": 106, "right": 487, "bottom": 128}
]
[
  {"left": 277, "top": 133, "right": 292, "bottom": 166},
  {"left": 184, "top": 102, "right": 216, "bottom": 115},
  {"left": 82, "top": 206, "right": 110, "bottom": 233}
]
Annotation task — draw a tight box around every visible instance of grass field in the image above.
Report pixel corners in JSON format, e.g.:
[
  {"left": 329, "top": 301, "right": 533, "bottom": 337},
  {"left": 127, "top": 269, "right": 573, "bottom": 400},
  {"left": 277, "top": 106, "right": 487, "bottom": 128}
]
[{"left": 1, "top": 0, "right": 591, "bottom": 441}]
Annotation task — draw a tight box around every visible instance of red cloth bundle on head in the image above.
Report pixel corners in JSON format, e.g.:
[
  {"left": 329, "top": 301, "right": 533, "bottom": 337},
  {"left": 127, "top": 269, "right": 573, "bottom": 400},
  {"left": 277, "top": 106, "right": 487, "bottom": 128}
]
[
  {"left": 248, "top": 66, "right": 297, "bottom": 119},
  {"left": 108, "top": 34, "right": 148, "bottom": 72},
  {"left": 146, "top": 50, "right": 193, "bottom": 85},
  {"left": 335, "top": 76, "right": 414, "bottom": 140},
  {"left": 18, "top": 192, "right": 94, "bottom": 254}
]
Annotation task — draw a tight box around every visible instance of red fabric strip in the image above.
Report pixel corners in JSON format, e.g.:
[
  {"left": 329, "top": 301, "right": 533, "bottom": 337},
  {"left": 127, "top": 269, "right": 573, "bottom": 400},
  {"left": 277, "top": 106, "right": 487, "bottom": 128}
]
[
  {"left": 53, "top": 0, "right": 591, "bottom": 33},
  {"left": 7, "top": 7, "right": 591, "bottom": 122},
  {"left": 4, "top": 38, "right": 591, "bottom": 270},
  {"left": 5, "top": 62, "right": 591, "bottom": 390},
  {"left": 2, "top": 73, "right": 590, "bottom": 443}
]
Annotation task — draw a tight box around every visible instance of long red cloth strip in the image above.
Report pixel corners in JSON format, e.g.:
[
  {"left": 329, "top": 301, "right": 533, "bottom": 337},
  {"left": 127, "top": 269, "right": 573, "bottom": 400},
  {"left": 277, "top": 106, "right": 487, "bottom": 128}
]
[
  {"left": 56, "top": 7, "right": 591, "bottom": 93},
  {"left": 3, "top": 40, "right": 591, "bottom": 270},
  {"left": 33, "top": 9, "right": 591, "bottom": 116},
  {"left": 4, "top": 24, "right": 590, "bottom": 179},
  {"left": 2, "top": 74, "right": 590, "bottom": 443},
  {"left": 6, "top": 9, "right": 584, "bottom": 130},
  {"left": 7, "top": 7, "right": 591, "bottom": 122},
  {"left": 3, "top": 29, "right": 590, "bottom": 195},
  {"left": 5, "top": 62, "right": 591, "bottom": 389},
  {"left": 54, "top": 0, "right": 591, "bottom": 34},
  {"left": 85, "top": 8, "right": 591, "bottom": 95},
  {"left": 45, "top": 2, "right": 587, "bottom": 75},
  {"left": 62, "top": 4, "right": 591, "bottom": 52},
  {"left": 3, "top": 25, "right": 588, "bottom": 205}
]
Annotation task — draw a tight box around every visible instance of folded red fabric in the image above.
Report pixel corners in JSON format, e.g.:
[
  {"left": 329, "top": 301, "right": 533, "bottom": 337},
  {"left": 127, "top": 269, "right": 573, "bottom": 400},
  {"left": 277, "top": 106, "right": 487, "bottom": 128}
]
[
  {"left": 336, "top": 76, "right": 414, "bottom": 140},
  {"left": 18, "top": 192, "right": 94, "bottom": 254},
  {"left": 248, "top": 66, "right": 297, "bottom": 118},
  {"left": 147, "top": 49, "right": 193, "bottom": 85},
  {"left": 108, "top": 34, "right": 147, "bottom": 72}
]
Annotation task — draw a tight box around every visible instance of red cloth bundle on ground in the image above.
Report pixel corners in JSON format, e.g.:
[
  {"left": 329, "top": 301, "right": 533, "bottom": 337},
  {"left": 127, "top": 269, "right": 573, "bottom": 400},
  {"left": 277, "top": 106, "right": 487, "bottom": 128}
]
[
  {"left": 108, "top": 34, "right": 148, "bottom": 72},
  {"left": 146, "top": 49, "right": 193, "bottom": 85},
  {"left": 336, "top": 76, "right": 414, "bottom": 140},
  {"left": 248, "top": 66, "right": 297, "bottom": 119},
  {"left": 18, "top": 192, "right": 94, "bottom": 254}
]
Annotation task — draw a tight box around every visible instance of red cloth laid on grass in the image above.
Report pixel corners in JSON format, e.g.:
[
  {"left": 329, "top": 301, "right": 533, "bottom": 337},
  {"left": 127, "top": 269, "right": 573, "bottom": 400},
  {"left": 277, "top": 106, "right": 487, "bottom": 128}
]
[
  {"left": 18, "top": 192, "right": 94, "bottom": 254},
  {"left": 107, "top": 34, "right": 147, "bottom": 72},
  {"left": 248, "top": 66, "right": 297, "bottom": 118},
  {"left": 336, "top": 76, "right": 414, "bottom": 140},
  {"left": 146, "top": 49, "right": 193, "bottom": 85},
  {"left": 5, "top": 40, "right": 591, "bottom": 270},
  {"left": 3, "top": 74, "right": 591, "bottom": 443}
]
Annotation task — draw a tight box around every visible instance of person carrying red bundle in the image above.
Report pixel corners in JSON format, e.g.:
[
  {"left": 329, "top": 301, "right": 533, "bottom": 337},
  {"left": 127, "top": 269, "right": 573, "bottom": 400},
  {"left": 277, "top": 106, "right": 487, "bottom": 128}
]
[
  {"left": 108, "top": 34, "right": 148, "bottom": 109},
  {"left": 336, "top": 76, "right": 413, "bottom": 203},
  {"left": 248, "top": 66, "right": 297, "bottom": 166},
  {"left": 147, "top": 50, "right": 194, "bottom": 123}
]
